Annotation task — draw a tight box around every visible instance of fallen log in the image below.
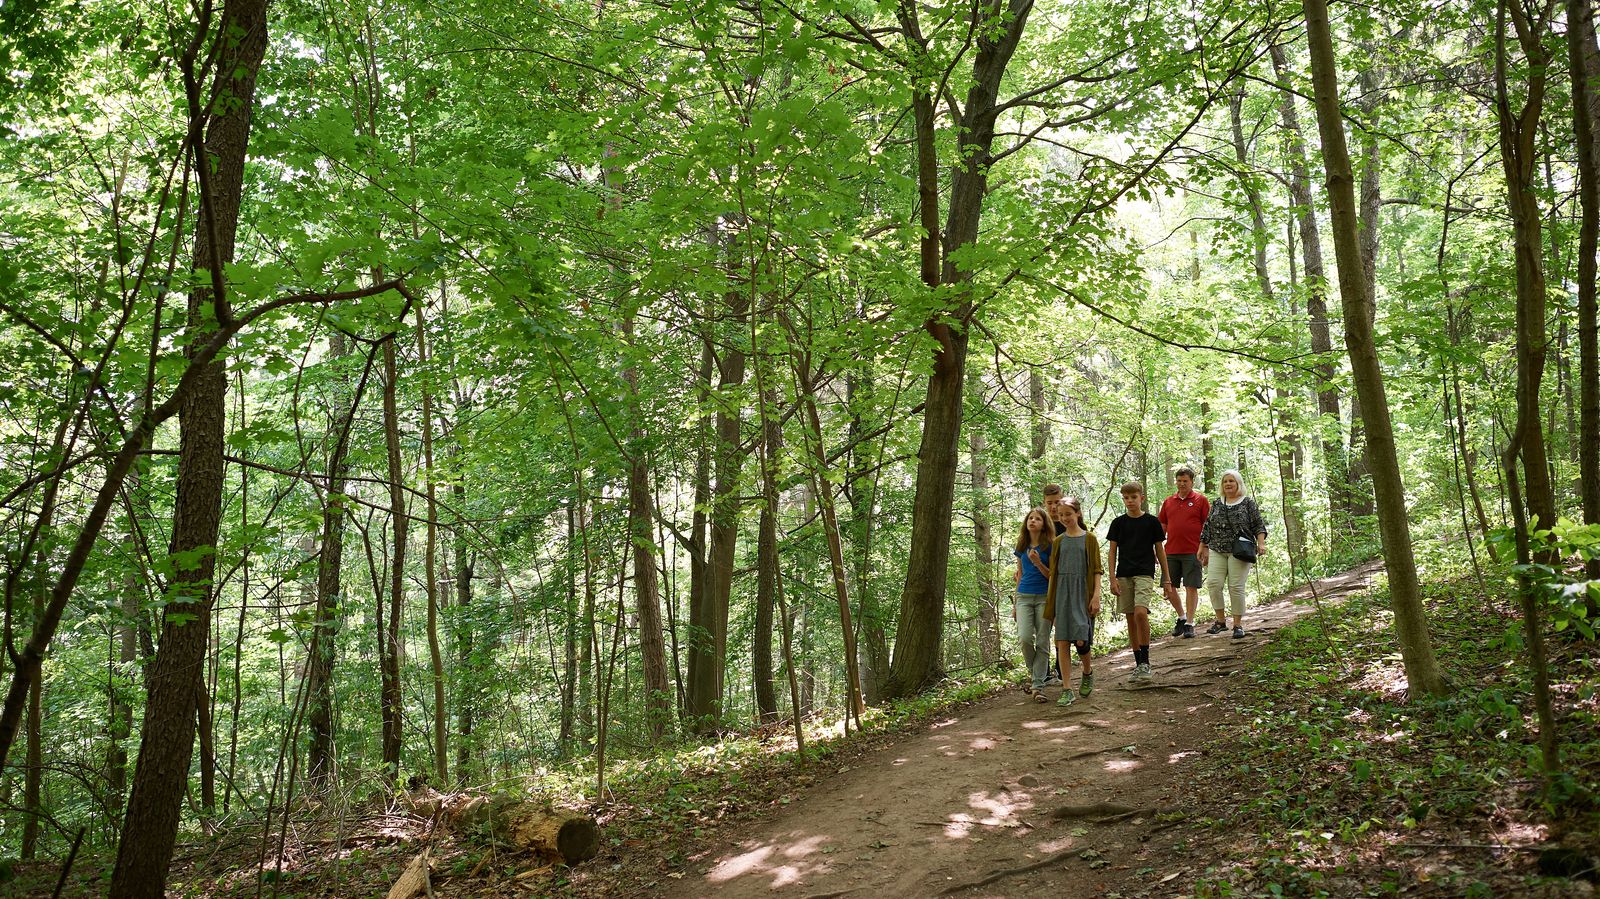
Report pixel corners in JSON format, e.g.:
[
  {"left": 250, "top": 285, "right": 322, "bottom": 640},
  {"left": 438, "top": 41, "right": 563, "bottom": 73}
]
[
  {"left": 449, "top": 795, "right": 600, "bottom": 865},
  {"left": 386, "top": 848, "right": 431, "bottom": 899}
]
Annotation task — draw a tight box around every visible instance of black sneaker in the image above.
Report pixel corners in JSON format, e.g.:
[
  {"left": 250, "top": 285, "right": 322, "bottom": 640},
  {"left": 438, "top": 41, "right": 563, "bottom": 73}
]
[
  {"left": 1172, "top": 620, "right": 1186, "bottom": 637},
  {"left": 1232, "top": 626, "right": 1248, "bottom": 639},
  {"left": 1206, "top": 621, "right": 1228, "bottom": 635},
  {"left": 1182, "top": 624, "right": 1196, "bottom": 638}
]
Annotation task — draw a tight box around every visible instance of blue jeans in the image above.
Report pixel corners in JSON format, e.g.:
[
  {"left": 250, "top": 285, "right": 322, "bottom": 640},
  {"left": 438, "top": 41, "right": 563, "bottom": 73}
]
[{"left": 1014, "top": 593, "right": 1051, "bottom": 688}]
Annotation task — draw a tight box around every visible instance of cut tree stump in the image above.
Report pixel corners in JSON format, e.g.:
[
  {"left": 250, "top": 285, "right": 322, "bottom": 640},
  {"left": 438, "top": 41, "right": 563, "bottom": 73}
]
[{"left": 450, "top": 795, "right": 601, "bottom": 864}]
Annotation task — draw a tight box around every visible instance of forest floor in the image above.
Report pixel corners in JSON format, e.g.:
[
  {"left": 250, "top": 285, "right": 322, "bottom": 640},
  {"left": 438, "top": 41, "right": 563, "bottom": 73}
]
[
  {"left": 12, "top": 560, "right": 1598, "bottom": 898},
  {"left": 637, "top": 563, "right": 1392, "bottom": 899}
]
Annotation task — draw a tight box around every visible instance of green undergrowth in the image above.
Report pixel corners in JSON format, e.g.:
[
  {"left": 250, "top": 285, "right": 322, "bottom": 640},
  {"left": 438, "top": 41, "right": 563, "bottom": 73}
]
[{"left": 1187, "top": 569, "right": 1600, "bottom": 898}]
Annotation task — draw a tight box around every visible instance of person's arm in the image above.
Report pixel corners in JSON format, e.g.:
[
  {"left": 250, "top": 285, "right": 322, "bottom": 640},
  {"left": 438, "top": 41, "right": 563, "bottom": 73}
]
[
  {"left": 1156, "top": 543, "right": 1171, "bottom": 592},
  {"left": 1251, "top": 498, "right": 1268, "bottom": 554},
  {"left": 1028, "top": 545, "right": 1049, "bottom": 577},
  {"left": 1198, "top": 505, "right": 1214, "bottom": 566},
  {"left": 1043, "top": 537, "right": 1061, "bottom": 622},
  {"left": 1107, "top": 540, "right": 1120, "bottom": 594},
  {"left": 1087, "top": 536, "right": 1103, "bottom": 617}
]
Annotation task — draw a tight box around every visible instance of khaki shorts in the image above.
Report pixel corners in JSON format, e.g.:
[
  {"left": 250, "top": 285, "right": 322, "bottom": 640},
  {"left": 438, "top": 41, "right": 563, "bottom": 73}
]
[{"left": 1116, "top": 576, "right": 1156, "bottom": 616}]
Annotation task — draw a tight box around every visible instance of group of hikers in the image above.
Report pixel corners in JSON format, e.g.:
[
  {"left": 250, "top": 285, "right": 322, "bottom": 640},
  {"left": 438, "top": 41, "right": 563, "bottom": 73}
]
[{"left": 1011, "top": 467, "right": 1269, "bottom": 705}]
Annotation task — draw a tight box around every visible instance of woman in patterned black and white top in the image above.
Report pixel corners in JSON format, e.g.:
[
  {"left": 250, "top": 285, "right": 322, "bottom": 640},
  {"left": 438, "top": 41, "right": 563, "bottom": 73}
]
[{"left": 1197, "top": 470, "right": 1267, "bottom": 639}]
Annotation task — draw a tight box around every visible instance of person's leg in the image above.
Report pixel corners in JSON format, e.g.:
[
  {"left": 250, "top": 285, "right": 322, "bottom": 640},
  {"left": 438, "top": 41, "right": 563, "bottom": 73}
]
[
  {"left": 1205, "top": 552, "right": 1228, "bottom": 632},
  {"left": 1016, "top": 597, "right": 1040, "bottom": 689},
  {"left": 1185, "top": 586, "right": 1199, "bottom": 623},
  {"left": 1076, "top": 640, "right": 1094, "bottom": 696},
  {"left": 1229, "top": 558, "right": 1250, "bottom": 631},
  {"left": 1028, "top": 597, "right": 1052, "bottom": 688},
  {"left": 1054, "top": 639, "right": 1075, "bottom": 703}
]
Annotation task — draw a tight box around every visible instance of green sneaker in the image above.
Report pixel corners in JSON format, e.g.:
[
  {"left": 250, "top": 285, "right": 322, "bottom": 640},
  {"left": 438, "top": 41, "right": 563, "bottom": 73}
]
[
  {"left": 1056, "top": 690, "right": 1077, "bottom": 707},
  {"left": 1079, "top": 673, "right": 1094, "bottom": 697}
]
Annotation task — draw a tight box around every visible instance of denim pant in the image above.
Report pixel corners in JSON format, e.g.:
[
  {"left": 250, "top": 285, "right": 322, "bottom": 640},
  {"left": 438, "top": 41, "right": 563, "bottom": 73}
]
[
  {"left": 1015, "top": 593, "right": 1051, "bottom": 688},
  {"left": 1206, "top": 551, "right": 1251, "bottom": 619}
]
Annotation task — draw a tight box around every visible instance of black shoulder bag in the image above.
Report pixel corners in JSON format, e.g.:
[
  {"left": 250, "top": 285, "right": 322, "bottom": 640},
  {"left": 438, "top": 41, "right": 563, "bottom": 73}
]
[{"left": 1231, "top": 498, "right": 1259, "bottom": 564}]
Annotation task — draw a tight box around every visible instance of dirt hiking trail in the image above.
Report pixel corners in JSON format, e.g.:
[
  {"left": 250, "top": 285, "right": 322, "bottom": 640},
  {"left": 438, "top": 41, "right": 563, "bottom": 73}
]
[{"left": 659, "top": 563, "right": 1384, "bottom": 899}]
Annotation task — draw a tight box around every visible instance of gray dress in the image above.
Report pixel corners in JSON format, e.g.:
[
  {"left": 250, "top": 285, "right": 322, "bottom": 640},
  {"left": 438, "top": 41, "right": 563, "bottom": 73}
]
[{"left": 1054, "top": 534, "right": 1094, "bottom": 643}]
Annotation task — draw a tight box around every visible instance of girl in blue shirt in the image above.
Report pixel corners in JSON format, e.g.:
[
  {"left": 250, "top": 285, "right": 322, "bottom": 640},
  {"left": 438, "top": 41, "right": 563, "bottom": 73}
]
[{"left": 1013, "top": 507, "right": 1054, "bottom": 700}]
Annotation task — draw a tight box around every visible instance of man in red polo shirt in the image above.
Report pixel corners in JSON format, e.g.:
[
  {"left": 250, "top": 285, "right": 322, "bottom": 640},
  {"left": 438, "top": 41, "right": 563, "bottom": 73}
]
[{"left": 1158, "top": 467, "right": 1210, "bottom": 639}]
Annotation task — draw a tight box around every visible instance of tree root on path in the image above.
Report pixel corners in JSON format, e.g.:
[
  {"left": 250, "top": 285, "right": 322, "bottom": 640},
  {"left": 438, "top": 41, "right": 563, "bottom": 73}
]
[
  {"left": 936, "top": 846, "right": 1082, "bottom": 895},
  {"left": 1063, "top": 744, "right": 1138, "bottom": 762}
]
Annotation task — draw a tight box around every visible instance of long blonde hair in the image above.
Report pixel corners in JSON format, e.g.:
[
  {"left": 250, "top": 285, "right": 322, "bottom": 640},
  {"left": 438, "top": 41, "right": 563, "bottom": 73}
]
[{"left": 1015, "top": 507, "right": 1051, "bottom": 553}]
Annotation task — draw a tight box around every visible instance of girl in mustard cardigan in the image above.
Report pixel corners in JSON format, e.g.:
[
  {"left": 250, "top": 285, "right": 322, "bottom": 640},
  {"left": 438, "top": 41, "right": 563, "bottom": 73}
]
[{"left": 1044, "top": 496, "right": 1103, "bottom": 706}]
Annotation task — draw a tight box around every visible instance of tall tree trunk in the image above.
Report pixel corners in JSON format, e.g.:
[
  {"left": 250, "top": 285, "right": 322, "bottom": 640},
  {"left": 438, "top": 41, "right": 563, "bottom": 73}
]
[
  {"left": 560, "top": 505, "right": 577, "bottom": 754},
  {"left": 1569, "top": 0, "right": 1600, "bottom": 580},
  {"left": 1497, "top": 0, "right": 1562, "bottom": 775},
  {"left": 22, "top": 586, "right": 40, "bottom": 859},
  {"left": 110, "top": 1, "right": 269, "bottom": 893},
  {"left": 753, "top": 384, "right": 780, "bottom": 724},
  {"left": 306, "top": 333, "right": 358, "bottom": 793},
  {"left": 1230, "top": 89, "right": 1304, "bottom": 559},
  {"left": 1269, "top": 43, "right": 1348, "bottom": 542},
  {"left": 684, "top": 329, "right": 715, "bottom": 730},
  {"left": 379, "top": 332, "right": 407, "bottom": 782},
  {"left": 844, "top": 373, "right": 890, "bottom": 704},
  {"left": 790, "top": 353, "right": 867, "bottom": 722},
  {"left": 107, "top": 545, "right": 136, "bottom": 814},
  {"left": 416, "top": 303, "right": 448, "bottom": 785},
  {"left": 623, "top": 314, "right": 672, "bottom": 742},
  {"left": 884, "top": 0, "right": 1034, "bottom": 699},
  {"left": 453, "top": 478, "right": 475, "bottom": 782},
  {"left": 1495, "top": 0, "right": 1558, "bottom": 538},
  {"left": 1300, "top": 0, "right": 1448, "bottom": 696},
  {"left": 971, "top": 388, "right": 1002, "bottom": 665}
]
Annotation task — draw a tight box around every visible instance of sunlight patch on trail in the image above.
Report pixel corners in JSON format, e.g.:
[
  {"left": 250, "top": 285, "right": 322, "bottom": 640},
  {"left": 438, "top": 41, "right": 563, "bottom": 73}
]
[{"left": 705, "top": 832, "right": 833, "bottom": 887}]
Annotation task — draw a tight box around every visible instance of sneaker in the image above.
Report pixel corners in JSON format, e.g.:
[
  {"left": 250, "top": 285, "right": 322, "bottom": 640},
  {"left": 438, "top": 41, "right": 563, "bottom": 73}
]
[
  {"left": 1172, "top": 620, "right": 1186, "bottom": 637},
  {"left": 1233, "top": 626, "right": 1248, "bottom": 639},
  {"left": 1182, "top": 624, "right": 1196, "bottom": 639},
  {"left": 1131, "top": 662, "right": 1151, "bottom": 681},
  {"left": 1206, "top": 621, "right": 1228, "bottom": 635},
  {"left": 1139, "top": 662, "right": 1153, "bottom": 678},
  {"left": 1079, "top": 673, "right": 1094, "bottom": 697},
  {"left": 1057, "top": 690, "right": 1077, "bottom": 707},
  {"left": 1045, "top": 675, "right": 1063, "bottom": 687}
]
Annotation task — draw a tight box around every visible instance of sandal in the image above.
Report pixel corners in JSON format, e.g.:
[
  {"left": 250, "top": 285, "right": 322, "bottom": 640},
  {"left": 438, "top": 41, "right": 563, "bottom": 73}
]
[{"left": 1034, "top": 691, "right": 1049, "bottom": 703}]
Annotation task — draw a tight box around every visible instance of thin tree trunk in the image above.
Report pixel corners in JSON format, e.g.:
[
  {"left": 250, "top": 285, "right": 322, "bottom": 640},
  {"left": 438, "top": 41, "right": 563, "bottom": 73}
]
[
  {"left": 790, "top": 354, "right": 867, "bottom": 722},
  {"left": 753, "top": 383, "right": 780, "bottom": 724},
  {"left": 380, "top": 332, "right": 407, "bottom": 782},
  {"left": 1269, "top": 43, "right": 1348, "bottom": 542},
  {"left": 972, "top": 402, "right": 1002, "bottom": 665},
  {"left": 453, "top": 477, "right": 474, "bottom": 782},
  {"left": 1495, "top": 0, "right": 1558, "bottom": 538},
  {"left": 417, "top": 302, "right": 448, "bottom": 785},
  {"left": 1230, "top": 89, "right": 1304, "bottom": 559},
  {"left": 307, "top": 333, "right": 361, "bottom": 793},
  {"left": 1569, "top": 0, "right": 1600, "bottom": 579},
  {"left": 1497, "top": 0, "right": 1561, "bottom": 776},
  {"left": 559, "top": 505, "right": 577, "bottom": 754},
  {"left": 622, "top": 316, "right": 672, "bottom": 742},
  {"left": 1300, "top": 0, "right": 1448, "bottom": 696}
]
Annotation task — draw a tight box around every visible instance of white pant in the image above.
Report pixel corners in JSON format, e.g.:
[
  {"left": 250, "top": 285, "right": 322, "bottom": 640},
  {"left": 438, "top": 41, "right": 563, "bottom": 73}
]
[{"left": 1207, "top": 552, "right": 1250, "bottom": 619}]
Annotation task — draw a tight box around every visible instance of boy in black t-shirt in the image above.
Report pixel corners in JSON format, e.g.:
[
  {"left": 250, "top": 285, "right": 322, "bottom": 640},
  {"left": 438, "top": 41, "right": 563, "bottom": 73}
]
[{"left": 1106, "top": 482, "right": 1171, "bottom": 681}]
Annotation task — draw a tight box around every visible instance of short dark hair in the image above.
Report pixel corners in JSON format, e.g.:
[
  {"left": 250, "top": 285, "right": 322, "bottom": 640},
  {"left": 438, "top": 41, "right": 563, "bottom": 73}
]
[
  {"left": 1041, "top": 483, "right": 1063, "bottom": 498},
  {"left": 1175, "top": 467, "right": 1196, "bottom": 481},
  {"left": 1120, "top": 481, "right": 1144, "bottom": 497}
]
